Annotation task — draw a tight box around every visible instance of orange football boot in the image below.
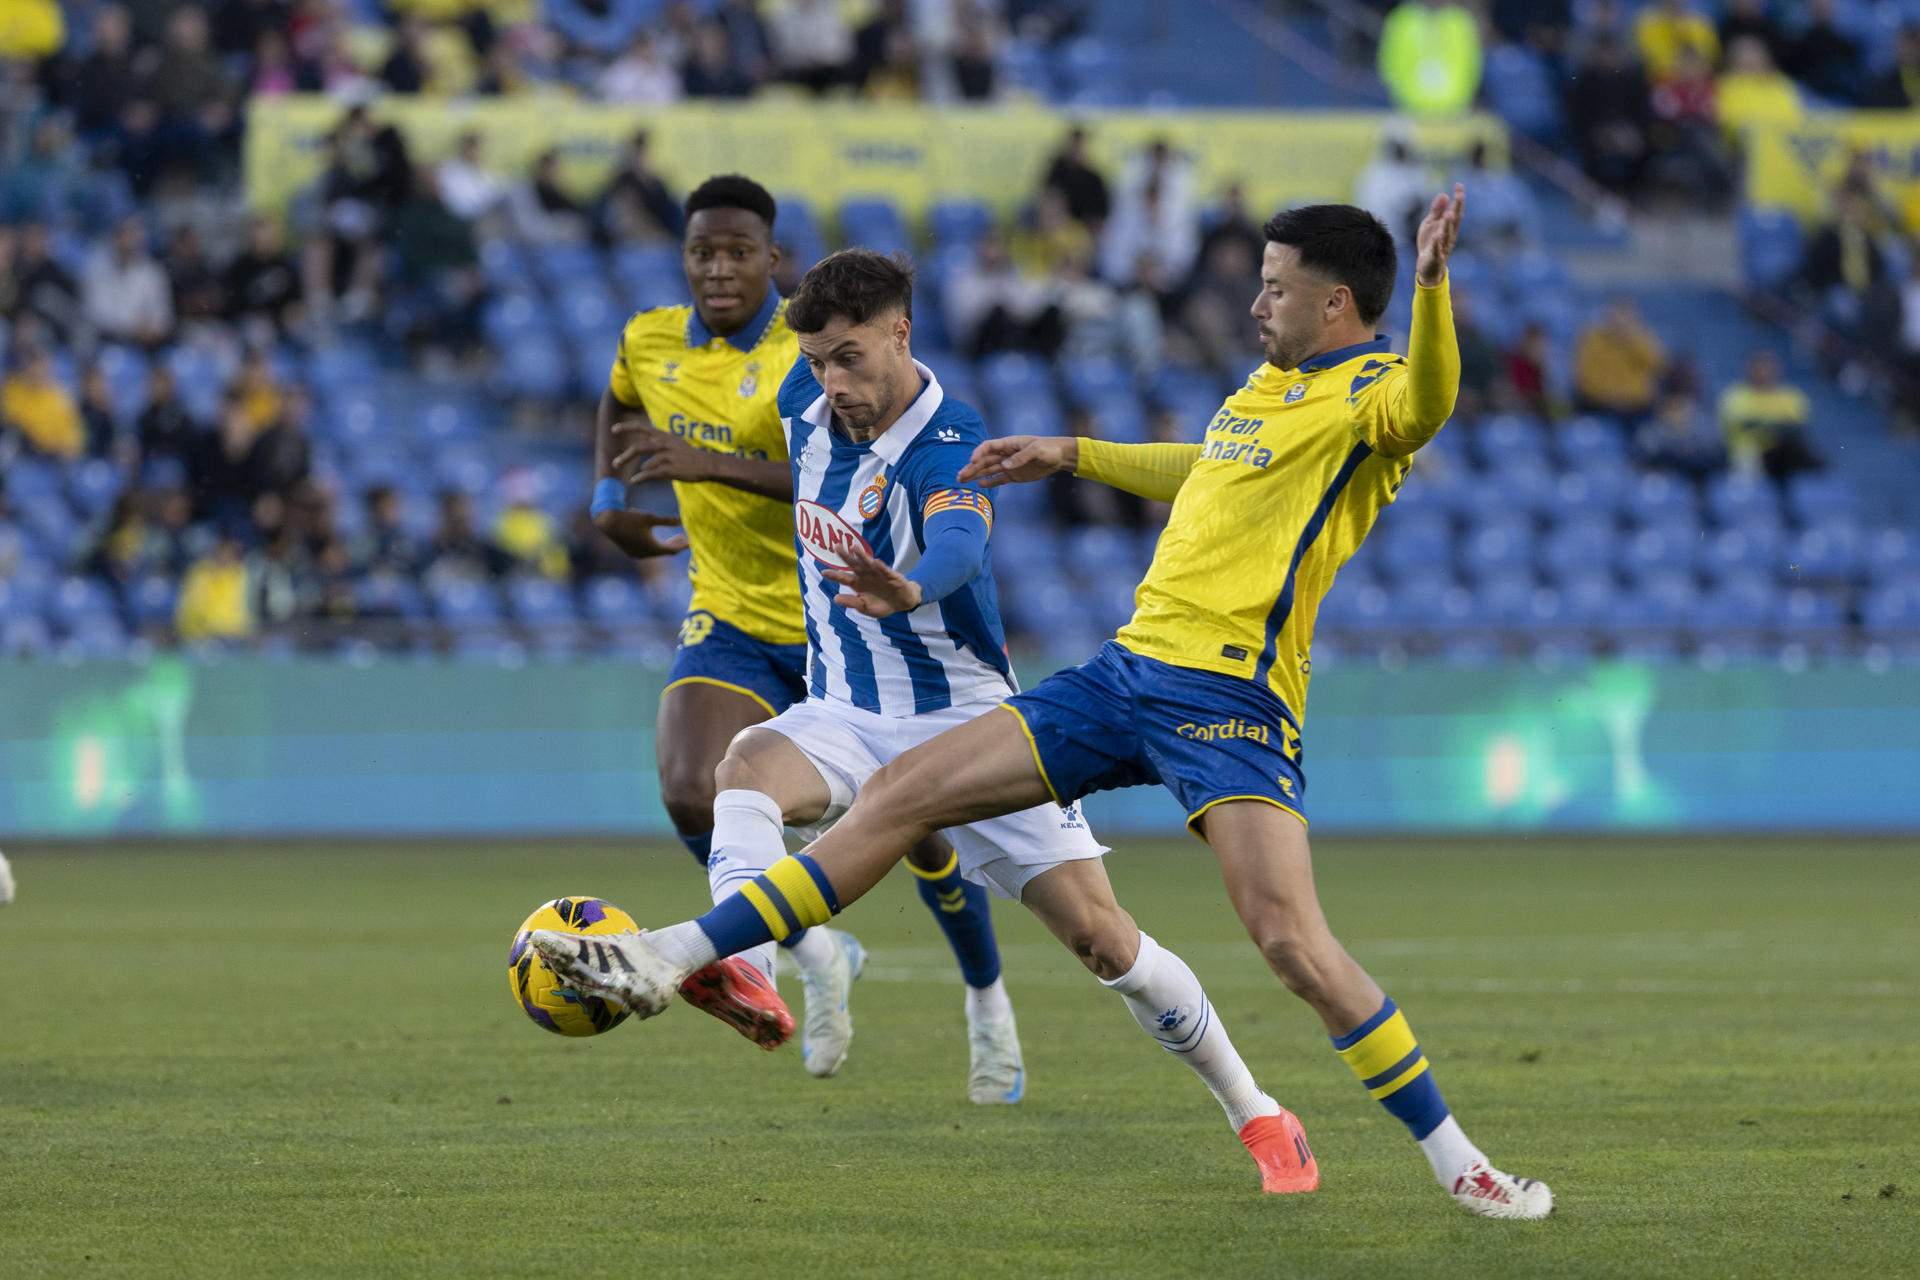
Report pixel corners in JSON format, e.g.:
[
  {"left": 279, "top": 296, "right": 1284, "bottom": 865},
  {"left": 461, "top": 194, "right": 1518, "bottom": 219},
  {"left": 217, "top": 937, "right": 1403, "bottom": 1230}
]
[
  {"left": 1238, "top": 1108, "right": 1321, "bottom": 1194},
  {"left": 677, "top": 956, "right": 796, "bottom": 1050}
]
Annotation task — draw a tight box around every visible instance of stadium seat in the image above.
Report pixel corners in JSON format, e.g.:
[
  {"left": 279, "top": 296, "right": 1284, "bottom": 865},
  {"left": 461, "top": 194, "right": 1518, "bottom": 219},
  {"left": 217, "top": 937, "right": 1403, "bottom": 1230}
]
[
  {"left": 1705, "top": 472, "right": 1781, "bottom": 529},
  {"left": 59, "top": 614, "right": 130, "bottom": 660},
  {"left": 127, "top": 574, "right": 177, "bottom": 628},
  {"left": 1472, "top": 568, "right": 1538, "bottom": 625},
  {"left": 1864, "top": 526, "right": 1917, "bottom": 584},
  {"left": 1623, "top": 471, "right": 1700, "bottom": 532},
  {"left": 1739, "top": 206, "right": 1805, "bottom": 293},
  {"left": 1624, "top": 525, "right": 1702, "bottom": 576},
  {"left": 838, "top": 198, "right": 913, "bottom": 257},
  {"left": 1784, "top": 472, "right": 1856, "bottom": 527},
  {"left": 1557, "top": 570, "right": 1619, "bottom": 626},
  {"left": 67, "top": 458, "right": 126, "bottom": 519},
  {"left": 1786, "top": 522, "right": 1863, "bottom": 581},
  {"left": 1376, "top": 511, "right": 1455, "bottom": 579},
  {"left": 1465, "top": 520, "right": 1533, "bottom": 577},
  {"left": 1775, "top": 586, "right": 1846, "bottom": 635},
  {"left": 583, "top": 575, "right": 647, "bottom": 625},
  {"left": 927, "top": 200, "right": 994, "bottom": 248},
  {"left": 1538, "top": 515, "right": 1617, "bottom": 579},
  {"left": 355, "top": 572, "right": 428, "bottom": 621},
  {"left": 507, "top": 575, "right": 577, "bottom": 627},
  {"left": 0, "top": 614, "right": 53, "bottom": 657},
  {"left": 1483, "top": 44, "right": 1565, "bottom": 143},
  {"left": 1862, "top": 582, "right": 1919, "bottom": 634},
  {"left": 430, "top": 578, "right": 504, "bottom": 626},
  {"left": 772, "top": 195, "right": 829, "bottom": 269},
  {"left": 1701, "top": 525, "right": 1784, "bottom": 582},
  {"left": 1061, "top": 356, "right": 1135, "bottom": 406}
]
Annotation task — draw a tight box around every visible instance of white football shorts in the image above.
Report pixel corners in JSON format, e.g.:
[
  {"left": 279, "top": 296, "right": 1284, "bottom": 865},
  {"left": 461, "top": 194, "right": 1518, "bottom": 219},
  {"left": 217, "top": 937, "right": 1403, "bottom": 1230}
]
[{"left": 751, "top": 696, "right": 1107, "bottom": 901}]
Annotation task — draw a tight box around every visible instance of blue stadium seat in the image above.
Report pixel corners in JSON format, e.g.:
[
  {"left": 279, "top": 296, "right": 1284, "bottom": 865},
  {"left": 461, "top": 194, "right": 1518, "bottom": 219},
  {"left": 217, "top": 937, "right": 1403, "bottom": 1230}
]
[
  {"left": 497, "top": 335, "right": 570, "bottom": 402},
  {"left": 1465, "top": 520, "right": 1533, "bottom": 577},
  {"left": 1551, "top": 462, "right": 1633, "bottom": 517},
  {"left": 1775, "top": 586, "right": 1846, "bottom": 635},
  {"left": 1739, "top": 206, "right": 1805, "bottom": 292},
  {"left": 1057, "top": 36, "right": 1124, "bottom": 106},
  {"left": 1862, "top": 582, "right": 1919, "bottom": 635},
  {"left": 0, "top": 614, "right": 53, "bottom": 657},
  {"left": 533, "top": 242, "right": 605, "bottom": 289},
  {"left": 1635, "top": 568, "right": 1700, "bottom": 627},
  {"left": 1376, "top": 511, "right": 1454, "bottom": 579},
  {"left": 1784, "top": 472, "right": 1856, "bottom": 526},
  {"left": 7, "top": 457, "right": 67, "bottom": 503},
  {"left": 1706, "top": 473, "right": 1781, "bottom": 528},
  {"left": 1557, "top": 415, "right": 1628, "bottom": 469},
  {"left": 94, "top": 344, "right": 150, "bottom": 418},
  {"left": 1624, "top": 471, "right": 1701, "bottom": 532},
  {"left": 1864, "top": 526, "right": 1917, "bottom": 584},
  {"left": 1484, "top": 44, "right": 1565, "bottom": 143},
  {"left": 1702, "top": 525, "right": 1783, "bottom": 582},
  {"left": 508, "top": 575, "right": 577, "bottom": 626},
  {"left": 68, "top": 458, "right": 126, "bottom": 519},
  {"left": 1786, "top": 522, "right": 1863, "bottom": 580},
  {"left": 355, "top": 572, "right": 428, "bottom": 621},
  {"left": 452, "top": 633, "right": 527, "bottom": 665},
  {"left": 838, "top": 198, "right": 912, "bottom": 257},
  {"left": 1062, "top": 356, "right": 1135, "bottom": 406},
  {"left": 125, "top": 574, "right": 177, "bottom": 628},
  {"left": 430, "top": 577, "right": 504, "bottom": 625},
  {"left": 1557, "top": 570, "right": 1619, "bottom": 626},
  {"left": 1537, "top": 515, "right": 1617, "bottom": 579},
  {"left": 483, "top": 292, "right": 551, "bottom": 345},
  {"left": 165, "top": 345, "right": 237, "bottom": 420},
  {"left": 772, "top": 195, "right": 829, "bottom": 269},
  {"left": 584, "top": 575, "right": 647, "bottom": 625},
  {"left": 48, "top": 573, "right": 118, "bottom": 625},
  {"left": 479, "top": 237, "right": 535, "bottom": 291},
  {"left": 60, "top": 614, "right": 130, "bottom": 659},
  {"left": 978, "top": 352, "right": 1054, "bottom": 409},
  {"left": 20, "top": 493, "right": 80, "bottom": 562},
  {"left": 1692, "top": 572, "right": 1777, "bottom": 632},
  {"left": 1475, "top": 413, "right": 1552, "bottom": 471},
  {"left": 1623, "top": 525, "right": 1701, "bottom": 576},
  {"left": 928, "top": 200, "right": 994, "bottom": 248},
  {"left": 557, "top": 286, "right": 621, "bottom": 339},
  {"left": 1472, "top": 568, "right": 1538, "bottom": 625}
]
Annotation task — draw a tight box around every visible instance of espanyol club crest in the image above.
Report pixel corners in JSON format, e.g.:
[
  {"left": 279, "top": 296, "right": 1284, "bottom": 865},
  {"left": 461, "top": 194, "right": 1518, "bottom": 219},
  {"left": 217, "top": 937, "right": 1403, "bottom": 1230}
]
[
  {"left": 795, "top": 499, "right": 873, "bottom": 567},
  {"left": 857, "top": 474, "right": 887, "bottom": 519},
  {"left": 738, "top": 361, "right": 760, "bottom": 398},
  {"left": 1284, "top": 382, "right": 1307, "bottom": 404}
]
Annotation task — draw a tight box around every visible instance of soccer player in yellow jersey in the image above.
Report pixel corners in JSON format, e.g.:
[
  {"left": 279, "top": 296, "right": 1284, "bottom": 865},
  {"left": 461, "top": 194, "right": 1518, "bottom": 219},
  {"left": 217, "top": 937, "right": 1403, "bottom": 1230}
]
[
  {"left": 540, "top": 187, "right": 1555, "bottom": 1216},
  {"left": 589, "top": 176, "right": 1023, "bottom": 1095}
]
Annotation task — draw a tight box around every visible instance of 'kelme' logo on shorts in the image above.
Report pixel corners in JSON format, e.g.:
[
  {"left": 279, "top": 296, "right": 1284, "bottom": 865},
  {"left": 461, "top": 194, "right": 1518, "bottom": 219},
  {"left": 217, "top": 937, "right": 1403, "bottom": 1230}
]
[{"left": 1177, "top": 719, "right": 1271, "bottom": 745}]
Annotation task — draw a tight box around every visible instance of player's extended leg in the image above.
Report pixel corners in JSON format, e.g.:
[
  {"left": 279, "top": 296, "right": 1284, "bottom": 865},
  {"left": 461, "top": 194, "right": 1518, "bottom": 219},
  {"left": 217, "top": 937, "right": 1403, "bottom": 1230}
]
[
  {"left": 533, "top": 708, "right": 1041, "bottom": 1010},
  {"left": 1013, "top": 858, "right": 1318, "bottom": 1193},
  {"left": 710, "top": 727, "right": 868, "bottom": 1077},
  {"left": 904, "top": 837, "right": 1021, "bottom": 1104},
  {"left": 655, "top": 679, "right": 769, "bottom": 868},
  {"left": 1198, "top": 800, "right": 1553, "bottom": 1219}
]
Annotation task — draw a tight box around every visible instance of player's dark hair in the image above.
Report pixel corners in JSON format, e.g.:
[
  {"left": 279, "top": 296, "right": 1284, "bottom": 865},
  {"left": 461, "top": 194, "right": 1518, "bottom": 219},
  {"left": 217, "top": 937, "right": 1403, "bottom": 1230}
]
[
  {"left": 1261, "top": 204, "right": 1398, "bottom": 327},
  {"left": 684, "top": 174, "right": 777, "bottom": 232},
  {"left": 785, "top": 249, "right": 915, "bottom": 334}
]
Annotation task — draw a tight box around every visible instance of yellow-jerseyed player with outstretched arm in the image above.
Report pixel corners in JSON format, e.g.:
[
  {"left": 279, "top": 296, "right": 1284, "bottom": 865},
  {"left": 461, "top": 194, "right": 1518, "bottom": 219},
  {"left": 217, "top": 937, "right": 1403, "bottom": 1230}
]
[
  {"left": 539, "top": 188, "right": 1554, "bottom": 1216},
  {"left": 587, "top": 175, "right": 1027, "bottom": 1099}
]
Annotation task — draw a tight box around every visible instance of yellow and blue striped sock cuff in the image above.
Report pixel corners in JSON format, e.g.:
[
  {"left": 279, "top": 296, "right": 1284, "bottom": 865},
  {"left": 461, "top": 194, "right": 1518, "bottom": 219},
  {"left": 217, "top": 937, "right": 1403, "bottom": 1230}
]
[
  {"left": 735, "top": 856, "right": 837, "bottom": 942},
  {"left": 1332, "top": 999, "right": 1429, "bottom": 1099},
  {"left": 906, "top": 848, "right": 961, "bottom": 883}
]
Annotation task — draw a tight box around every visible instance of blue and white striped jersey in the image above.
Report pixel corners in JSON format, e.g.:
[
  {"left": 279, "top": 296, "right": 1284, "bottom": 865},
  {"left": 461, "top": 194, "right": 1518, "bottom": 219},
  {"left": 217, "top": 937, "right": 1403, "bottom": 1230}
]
[{"left": 779, "top": 357, "right": 1013, "bottom": 717}]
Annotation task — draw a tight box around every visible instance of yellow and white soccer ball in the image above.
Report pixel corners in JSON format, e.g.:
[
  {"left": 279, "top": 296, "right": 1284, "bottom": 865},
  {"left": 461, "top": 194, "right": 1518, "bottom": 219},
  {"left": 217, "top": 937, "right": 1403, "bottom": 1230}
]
[{"left": 507, "top": 896, "right": 640, "bottom": 1036}]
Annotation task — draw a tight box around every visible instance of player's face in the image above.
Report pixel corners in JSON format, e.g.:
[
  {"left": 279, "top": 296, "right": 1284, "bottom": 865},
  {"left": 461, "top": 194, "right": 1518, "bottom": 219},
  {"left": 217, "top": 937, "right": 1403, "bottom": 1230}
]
[
  {"left": 683, "top": 207, "right": 778, "bottom": 336},
  {"left": 797, "top": 311, "right": 914, "bottom": 436},
  {"left": 1252, "top": 242, "right": 1344, "bottom": 371}
]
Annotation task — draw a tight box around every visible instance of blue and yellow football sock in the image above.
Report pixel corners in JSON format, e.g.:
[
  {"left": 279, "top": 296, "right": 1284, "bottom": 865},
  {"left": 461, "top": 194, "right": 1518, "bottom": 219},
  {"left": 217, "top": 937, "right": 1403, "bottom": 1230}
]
[
  {"left": 676, "top": 830, "right": 713, "bottom": 869},
  {"left": 1332, "top": 996, "right": 1451, "bottom": 1139},
  {"left": 673, "top": 853, "right": 839, "bottom": 968},
  {"left": 909, "top": 849, "right": 1003, "bottom": 990}
]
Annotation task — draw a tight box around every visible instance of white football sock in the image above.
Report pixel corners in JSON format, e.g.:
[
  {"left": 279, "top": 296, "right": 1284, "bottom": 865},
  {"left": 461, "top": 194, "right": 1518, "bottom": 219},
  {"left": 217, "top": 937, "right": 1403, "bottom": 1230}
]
[
  {"left": 1416, "top": 1114, "right": 1488, "bottom": 1188},
  {"left": 648, "top": 920, "right": 719, "bottom": 973},
  {"left": 707, "top": 788, "right": 788, "bottom": 980},
  {"left": 1102, "top": 932, "right": 1281, "bottom": 1132},
  {"left": 964, "top": 975, "right": 1013, "bottom": 1025},
  {"left": 780, "top": 926, "right": 838, "bottom": 978}
]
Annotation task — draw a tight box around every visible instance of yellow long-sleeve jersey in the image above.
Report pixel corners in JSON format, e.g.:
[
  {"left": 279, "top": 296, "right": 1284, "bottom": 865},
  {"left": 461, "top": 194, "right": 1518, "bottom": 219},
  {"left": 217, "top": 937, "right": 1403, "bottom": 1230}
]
[{"left": 1080, "top": 279, "right": 1460, "bottom": 724}]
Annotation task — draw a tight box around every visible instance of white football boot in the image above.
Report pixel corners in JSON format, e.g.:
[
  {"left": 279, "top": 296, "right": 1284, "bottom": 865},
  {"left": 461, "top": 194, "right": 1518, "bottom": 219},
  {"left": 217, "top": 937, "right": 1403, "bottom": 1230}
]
[
  {"left": 966, "top": 1008, "right": 1025, "bottom": 1105},
  {"left": 0, "top": 850, "right": 13, "bottom": 906},
  {"left": 799, "top": 929, "right": 866, "bottom": 1078},
  {"left": 1449, "top": 1161, "right": 1554, "bottom": 1219},
  {"left": 528, "top": 929, "right": 686, "bottom": 1017}
]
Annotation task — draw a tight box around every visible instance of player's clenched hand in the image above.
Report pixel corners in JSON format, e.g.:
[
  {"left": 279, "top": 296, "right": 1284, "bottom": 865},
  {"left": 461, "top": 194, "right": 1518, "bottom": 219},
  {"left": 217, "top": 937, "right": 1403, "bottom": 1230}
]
[
  {"left": 1415, "top": 183, "right": 1465, "bottom": 288},
  {"left": 957, "top": 436, "right": 1078, "bottom": 488},
  {"left": 593, "top": 509, "right": 689, "bottom": 559},
  {"left": 822, "top": 543, "right": 923, "bottom": 618},
  {"left": 612, "top": 422, "right": 715, "bottom": 484}
]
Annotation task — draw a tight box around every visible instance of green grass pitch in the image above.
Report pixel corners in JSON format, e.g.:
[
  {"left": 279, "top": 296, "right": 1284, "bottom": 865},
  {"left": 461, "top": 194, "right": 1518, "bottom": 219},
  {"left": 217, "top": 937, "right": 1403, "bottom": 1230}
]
[{"left": 1, "top": 836, "right": 1914, "bottom": 1278}]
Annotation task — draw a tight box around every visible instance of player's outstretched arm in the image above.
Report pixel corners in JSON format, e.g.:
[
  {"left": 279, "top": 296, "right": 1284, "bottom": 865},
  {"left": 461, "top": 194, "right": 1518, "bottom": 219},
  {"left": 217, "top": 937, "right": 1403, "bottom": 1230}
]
[
  {"left": 959, "top": 436, "right": 1200, "bottom": 502},
  {"left": 1357, "top": 186, "right": 1465, "bottom": 458},
  {"left": 610, "top": 420, "right": 795, "bottom": 500}
]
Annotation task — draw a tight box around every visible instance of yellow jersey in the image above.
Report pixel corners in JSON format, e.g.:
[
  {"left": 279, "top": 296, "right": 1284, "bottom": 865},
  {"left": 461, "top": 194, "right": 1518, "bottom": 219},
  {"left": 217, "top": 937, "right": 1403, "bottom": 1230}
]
[
  {"left": 607, "top": 292, "right": 808, "bottom": 645},
  {"left": 1085, "top": 280, "right": 1460, "bottom": 724}
]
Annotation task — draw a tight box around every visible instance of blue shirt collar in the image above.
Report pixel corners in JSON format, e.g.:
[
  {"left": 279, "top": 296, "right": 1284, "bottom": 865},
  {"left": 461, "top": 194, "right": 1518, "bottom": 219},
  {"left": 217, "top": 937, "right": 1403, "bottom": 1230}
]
[
  {"left": 686, "top": 289, "right": 780, "bottom": 353},
  {"left": 1295, "top": 334, "right": 1392, "bottom": 373}
]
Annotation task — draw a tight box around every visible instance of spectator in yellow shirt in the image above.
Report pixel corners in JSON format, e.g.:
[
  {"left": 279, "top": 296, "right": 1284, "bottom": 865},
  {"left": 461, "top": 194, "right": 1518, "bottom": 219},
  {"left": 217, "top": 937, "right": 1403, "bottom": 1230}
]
[
  {"left": 176, "top": 536, "right": 256, "bottom": 643},
  {"left": 2, "top": 349, "right": 84, "bottom": 459},
  {"left": 0, "top": 0, "right": 64, "bottom": 59},
  {"left": 1574, "top": 298, "right": 1668, "bottom": 421},
  {"left": 1636, "top": 0, "right": 1719, "bottom": 83},
  {"left": 1716, "top": 36, "right": 1801, "bottom": 145},
  {"left": 1718, "top": 349, "right": 1821, "bottom": 482}
]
